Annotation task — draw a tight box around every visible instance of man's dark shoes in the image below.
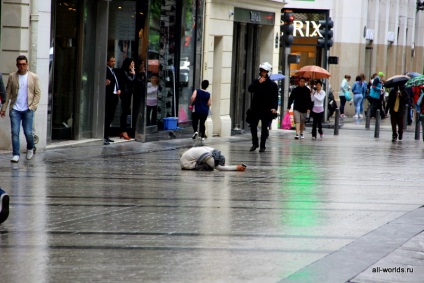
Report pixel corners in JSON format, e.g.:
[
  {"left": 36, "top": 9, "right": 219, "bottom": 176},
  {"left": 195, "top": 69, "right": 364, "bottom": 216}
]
[
  {"left": 392, "top": 134, "right": 397, "bottom": 142},
  {"left": 0, "top": 188, "right": 10, "bottom": 224},
  {"left": 103, "top": 139, "right": 110, "bottom": 145},
  {"left": 398, "top": 133, "right": 403, "bottom": 141},
  {"left": 104, "top": 137, "right": 114, "bottom": 143},
  {"left": 259, "top": 147, "right": 266, "bottom": 152},
  {"left": 250, "top": 145, "right": 259, "bottom": 151}
]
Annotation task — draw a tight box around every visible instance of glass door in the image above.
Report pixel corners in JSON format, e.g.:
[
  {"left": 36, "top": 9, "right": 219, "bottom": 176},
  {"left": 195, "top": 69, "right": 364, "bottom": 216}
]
[{"left": 49, "top": 0, "right": 80, "bottom": 140}]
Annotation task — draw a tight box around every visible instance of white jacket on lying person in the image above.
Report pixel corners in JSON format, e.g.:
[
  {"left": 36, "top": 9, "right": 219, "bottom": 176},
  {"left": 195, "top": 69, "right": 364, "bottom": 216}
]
[{"left": 180, "top": 146, "right": 247, "bottom": 171}]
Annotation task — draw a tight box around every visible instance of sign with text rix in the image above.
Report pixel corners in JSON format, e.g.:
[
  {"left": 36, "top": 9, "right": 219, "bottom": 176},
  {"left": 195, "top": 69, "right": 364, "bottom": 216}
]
[{"left": 292, "top": 20, "right": 323, "bottom": 37}]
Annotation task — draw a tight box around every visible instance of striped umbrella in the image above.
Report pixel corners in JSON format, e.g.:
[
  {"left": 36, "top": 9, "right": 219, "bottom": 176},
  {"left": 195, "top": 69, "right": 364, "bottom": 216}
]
[{"left": 405, "top": 75, "right": 424, "bottom": 88}]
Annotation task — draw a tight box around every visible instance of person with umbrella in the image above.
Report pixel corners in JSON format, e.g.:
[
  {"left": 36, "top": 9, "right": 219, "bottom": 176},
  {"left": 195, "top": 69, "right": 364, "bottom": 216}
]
[
  {"left": 387, "top": 85, "right": 408, "bottom": 141},
  {"left": 310, "top": 80, "right": 325, "bottom": 139}
]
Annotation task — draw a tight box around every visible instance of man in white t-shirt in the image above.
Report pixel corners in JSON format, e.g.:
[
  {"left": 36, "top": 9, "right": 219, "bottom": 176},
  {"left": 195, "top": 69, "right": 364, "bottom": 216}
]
[{"left": 0, "top": 55, "right": 41, "bottom": 162}]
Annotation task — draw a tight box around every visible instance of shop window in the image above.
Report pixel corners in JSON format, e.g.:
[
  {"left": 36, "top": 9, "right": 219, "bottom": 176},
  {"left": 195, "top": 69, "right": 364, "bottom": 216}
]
[{"left": 146, "top": 0, "right": 204, "bottom": 130}]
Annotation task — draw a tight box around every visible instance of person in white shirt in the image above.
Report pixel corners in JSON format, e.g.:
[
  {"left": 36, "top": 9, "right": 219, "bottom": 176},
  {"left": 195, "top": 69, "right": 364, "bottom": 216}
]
[
  {"left": 180, "top": 146, "right": 247, "bottom": 171},
  {"left": 311, "top": 80, "right": 326, "bottom": 139},
  {"left": 0, "top": 55, "right": 41, "bottom": 162}
]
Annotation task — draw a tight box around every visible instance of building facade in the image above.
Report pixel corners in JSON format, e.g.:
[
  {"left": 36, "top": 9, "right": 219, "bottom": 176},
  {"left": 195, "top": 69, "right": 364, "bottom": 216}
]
[
  {"left": 1, "top": 0, "right": 206, "bottom": 152},
  {"left": 282, "top": 0, "right": 424, "bottom": 115},
  {"left": 1, "top": 0, "right": 423, "bottom": 152},
  {"left": 201, "top": 0, "right": 284, "bottom": 137}
]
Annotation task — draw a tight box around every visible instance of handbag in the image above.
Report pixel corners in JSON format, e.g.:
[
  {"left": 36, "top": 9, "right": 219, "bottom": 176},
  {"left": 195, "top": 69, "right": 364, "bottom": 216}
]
[
  {"left": 344, "top": 91, "right": 352, "bottom": 101},
  {"left": 281, "top": 112, "right": 291, "bottom": 129}
]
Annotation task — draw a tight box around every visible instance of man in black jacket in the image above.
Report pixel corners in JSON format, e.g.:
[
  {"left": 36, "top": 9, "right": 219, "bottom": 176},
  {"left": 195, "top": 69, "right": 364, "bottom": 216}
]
[
  {"left": 247, "top": 62, "right": 278, "bottom": 152},
  {"left": 104, "top": 56, "right": 121, "bottom": 145},
  {"left": 287, "top": 77, "right": 311, "bottom": 139}
]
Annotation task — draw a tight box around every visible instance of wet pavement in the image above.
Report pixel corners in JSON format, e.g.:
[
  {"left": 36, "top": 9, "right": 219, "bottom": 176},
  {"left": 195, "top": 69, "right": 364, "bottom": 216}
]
[{"left": 0, "top": 117, "right": 423, "bottom": 283}]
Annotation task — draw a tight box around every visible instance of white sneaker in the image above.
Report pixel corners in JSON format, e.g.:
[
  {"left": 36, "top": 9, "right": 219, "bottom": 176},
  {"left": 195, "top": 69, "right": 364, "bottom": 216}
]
[
  {"left": 359, "top": 114, "right": 363, "bottom": 118},
  {"left": 11, "top": 155, "right": 20, "bottom": 163},
  {"left": 201, "top": 137, "right": 205, "bottom": 141},
  {"left": 353, "top": 115, "right": 358, "bottom": 118},
  {"left": 26, "top": 149, "right": 34, "bottom": 160},
  {"left": 192, "top": 132, "right": 198, "bottom": 139}
]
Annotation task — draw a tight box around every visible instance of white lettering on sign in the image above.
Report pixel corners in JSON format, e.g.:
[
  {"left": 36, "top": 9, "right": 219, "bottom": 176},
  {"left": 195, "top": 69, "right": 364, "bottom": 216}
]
[{"left": 291, "top": 20, "right": 323, "bottom": 37}]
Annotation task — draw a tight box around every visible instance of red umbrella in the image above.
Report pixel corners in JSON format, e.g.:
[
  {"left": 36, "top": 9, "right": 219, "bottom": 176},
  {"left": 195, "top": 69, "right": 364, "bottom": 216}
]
[{"left": 295, "top": 65, "right": 331, "bottom": 79}]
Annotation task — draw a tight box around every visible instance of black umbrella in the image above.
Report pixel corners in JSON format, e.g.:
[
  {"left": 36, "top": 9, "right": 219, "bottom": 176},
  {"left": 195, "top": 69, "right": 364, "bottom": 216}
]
[{"left": 383, "top": 75, "right": 410, "bottom": 88}]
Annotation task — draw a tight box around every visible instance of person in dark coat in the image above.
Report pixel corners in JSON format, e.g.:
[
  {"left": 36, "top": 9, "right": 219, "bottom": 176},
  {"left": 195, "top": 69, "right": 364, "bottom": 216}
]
[
  {"left": 0, "top": 188, "right": 9, "bottom": 224},
  {"left": 287, "top": 77, "right": 311, "bottom": 139},
  {"left": 247, "top": 62, "right": 278, "bottom": 152},
  {"left": 387, "top": 85, "right": 408, "bottom": 142},
  {"left": 118, "top": 58, "right": 135, "bottom": 140},
  {"left": 104, "top": 56, "right": 121, "bottom": 145}
]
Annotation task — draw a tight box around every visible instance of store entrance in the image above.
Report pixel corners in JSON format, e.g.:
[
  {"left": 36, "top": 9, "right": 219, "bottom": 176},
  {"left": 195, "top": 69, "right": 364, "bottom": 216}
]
[{"left": 230, "top": 23, "right": 261, "bottom": 131}]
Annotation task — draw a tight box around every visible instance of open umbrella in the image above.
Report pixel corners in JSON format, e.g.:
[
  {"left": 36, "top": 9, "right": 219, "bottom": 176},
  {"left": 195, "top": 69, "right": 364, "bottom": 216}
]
[
  {"left": 270, "top": 73, "right": 285, "bottom": 81},
  {"left": 405, "top": 75, "right": 424, "bottom": 88},
  {"left": 383, "top": 75, "right": 410, "bottom": 88},
  {"left": 295, "top": 65, "right": 331, "bottom": 79},
  {"left": 405, "top": 72, "right": 422, "bottom": 78}
]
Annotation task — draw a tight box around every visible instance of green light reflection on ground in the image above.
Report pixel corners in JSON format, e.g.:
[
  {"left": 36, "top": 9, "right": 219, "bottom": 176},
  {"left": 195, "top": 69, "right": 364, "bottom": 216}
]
[{"left": 279, "top": 155, "right": 321, "bottom": 228}]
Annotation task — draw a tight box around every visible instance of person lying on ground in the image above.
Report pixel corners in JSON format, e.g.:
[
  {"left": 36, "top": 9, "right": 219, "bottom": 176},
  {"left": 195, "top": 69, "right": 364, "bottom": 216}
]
[{"left": 180, "top": 146, "right": 247, "bottom": 171}]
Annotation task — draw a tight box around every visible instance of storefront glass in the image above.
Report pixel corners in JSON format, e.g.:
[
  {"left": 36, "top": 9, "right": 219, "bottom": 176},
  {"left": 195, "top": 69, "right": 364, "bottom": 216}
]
[
  {"left": 79, "top": 0, "right": 99, "bottom": 138},
  {"left": 49, "top": 0, "right": 80, "bottom": 140},
  {"left": 145, "top": 0, "right": 203, "bottom": 133},
  {"left": 49, "top": 0, "right": 203, "bottom": 142}
]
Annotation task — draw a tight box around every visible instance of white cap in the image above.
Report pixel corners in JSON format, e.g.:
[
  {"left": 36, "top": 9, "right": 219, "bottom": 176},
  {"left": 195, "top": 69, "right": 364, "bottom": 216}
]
[{"left": 259, "top": 62, "right": 272, "bottom": 75}]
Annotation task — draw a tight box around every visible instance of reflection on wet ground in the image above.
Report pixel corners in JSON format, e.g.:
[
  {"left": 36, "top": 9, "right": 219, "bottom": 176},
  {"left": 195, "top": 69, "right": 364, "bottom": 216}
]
[{"left": 0, "top": 118, "right": 423, "bottom": 282}]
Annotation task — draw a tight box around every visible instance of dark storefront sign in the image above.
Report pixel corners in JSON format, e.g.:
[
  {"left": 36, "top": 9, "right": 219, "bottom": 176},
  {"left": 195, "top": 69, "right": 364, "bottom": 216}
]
[{"left": 234, "top": 7, "right": 275, "bottom": 25}]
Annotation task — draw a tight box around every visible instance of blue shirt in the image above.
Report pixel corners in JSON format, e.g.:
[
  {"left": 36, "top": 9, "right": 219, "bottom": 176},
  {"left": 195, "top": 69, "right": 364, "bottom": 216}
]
[{"left": 352, "top": 81, "right": 362, "bottom": 94}]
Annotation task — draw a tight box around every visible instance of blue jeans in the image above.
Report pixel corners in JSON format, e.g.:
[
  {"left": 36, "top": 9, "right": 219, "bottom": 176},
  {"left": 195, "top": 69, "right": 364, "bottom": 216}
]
[
  {"left": 10, "top": 109, "right": 34, "bottom": 156},
  {"left": 354, "top": 94, "right": 363, "bottom": 116},
  {"left": 360, "top": 94, "right": 365, "bottom": 114}
]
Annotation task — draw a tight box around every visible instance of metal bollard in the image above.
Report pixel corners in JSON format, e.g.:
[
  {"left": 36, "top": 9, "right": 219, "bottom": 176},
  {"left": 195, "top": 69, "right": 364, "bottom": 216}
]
[
  {"left": 365, "top": 103, "right": 371, "bottom": 129},
  {"left": 374, "top": 109, "right": 380, "bottom": 138},
  {"left": 415, "top": 117, "right": 424, "bottom": 141},
  {"left": 334, "top": 108, "right": 340, "bottom": 135}
]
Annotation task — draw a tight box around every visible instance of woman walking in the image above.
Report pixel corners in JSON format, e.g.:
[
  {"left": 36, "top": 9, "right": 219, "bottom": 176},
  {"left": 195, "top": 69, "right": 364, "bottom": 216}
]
[
  {"left": 339, "top": 75, "right": 351, "bottom": 117},
  {"left": 352, "top": 75, "right": 364, "bottom": 118},
  {"left": 311, "top": 80, "right": 325, "bottom": 139},
  {"left": 191, "top": 80, "right": 211, "bottom": 141}
]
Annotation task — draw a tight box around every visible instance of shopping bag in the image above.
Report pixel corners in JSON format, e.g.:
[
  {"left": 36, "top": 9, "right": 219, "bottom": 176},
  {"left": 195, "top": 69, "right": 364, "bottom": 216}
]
[
  {"left": 281, "top": 112, "right": 291, "bottom": 130},
  {"left": 178, "top": 105, "right": 188, "bottom": 123},
  {"left": 344, "top": 91, "right": 352, "bottom": 101}
]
